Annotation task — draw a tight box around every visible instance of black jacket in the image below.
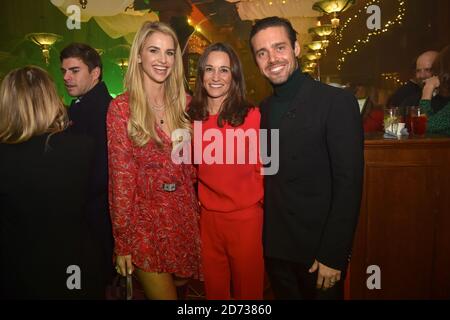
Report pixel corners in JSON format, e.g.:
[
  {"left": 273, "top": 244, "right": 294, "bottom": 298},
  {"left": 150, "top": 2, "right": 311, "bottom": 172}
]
[
  {"left": 260, "top": 75, "right": 364, "bottom": 271},
  {"left": 0, "top": 132, "right": 103, "bottom": 299},
  {"left": 68, "top": 81, "right": 113, "bottom": 281}
]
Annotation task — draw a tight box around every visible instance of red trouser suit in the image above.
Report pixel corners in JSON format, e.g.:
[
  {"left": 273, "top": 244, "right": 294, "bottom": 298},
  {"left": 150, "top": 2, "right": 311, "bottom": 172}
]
[
  {"left": 201, "top": 204, "right": 264, "bottom": 299},
  {"left": 195, "top": 108, "right": 264, "bottom": 299}
]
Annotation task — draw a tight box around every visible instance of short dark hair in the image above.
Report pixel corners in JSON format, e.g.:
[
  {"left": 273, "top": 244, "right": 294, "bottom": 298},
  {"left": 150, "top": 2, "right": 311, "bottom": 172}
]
[
  {"left": 249, "top": 16, "right": 297, "bottom": 53},
  {"left": 60, "top": 43, "right": 103, "bottom": 80},
  {"left": 188, "top": 42, "right": 252, "bottom": 127},
  {"left": 432, "top": 45, "right": 450, "bottom": 96}
]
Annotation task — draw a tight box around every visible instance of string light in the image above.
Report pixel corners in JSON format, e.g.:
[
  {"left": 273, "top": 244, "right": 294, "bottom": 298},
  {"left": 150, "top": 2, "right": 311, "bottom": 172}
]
[
  {"left": 337, "top": 0, "right": 407, "bottom": 70},
  {"left": 382, "top": 72, "right": 407, "bottom": 86},
  {"left": 336, "top": 0, "right": 381, "bottom": 44},
  {"left": 252, "top": 0, "right": 289, "bottom": 7}
]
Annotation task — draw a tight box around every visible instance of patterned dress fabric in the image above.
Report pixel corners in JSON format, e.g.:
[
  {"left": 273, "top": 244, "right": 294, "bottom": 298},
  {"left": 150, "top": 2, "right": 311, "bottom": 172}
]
[
  {"left": 107, "top": 92, "right": 201, "bottom": 279},
  {"left": 420, "top": 99, "right": 450, "bottom": 136}
]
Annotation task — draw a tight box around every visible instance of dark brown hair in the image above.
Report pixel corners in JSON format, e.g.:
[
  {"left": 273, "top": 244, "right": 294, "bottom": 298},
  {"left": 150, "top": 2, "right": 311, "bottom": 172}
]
[
  {"left": 60, "top": 43, "right": 103, "bottom": 80},
  {"left": 433, "top": 45, "right": 450, "bottom": 96},
  {"left": 249, "top": 16, "right": 297, "bottom": 53},
  {"left": 188, "top": 42, "right": 252, "bottom": 127}
]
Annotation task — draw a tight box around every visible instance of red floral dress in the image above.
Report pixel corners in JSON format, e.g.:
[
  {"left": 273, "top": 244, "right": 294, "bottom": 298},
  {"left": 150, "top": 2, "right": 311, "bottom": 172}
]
[{"left": 107, "top": 93, "right": 201, "bottom": 279}]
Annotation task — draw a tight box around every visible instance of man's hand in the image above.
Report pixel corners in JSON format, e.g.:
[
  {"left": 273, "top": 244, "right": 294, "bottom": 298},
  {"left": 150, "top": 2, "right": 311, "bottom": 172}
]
[
  {"left": 309, "top": 259, "right": 341, "bottom": 290},
  {"left": 115, "top": 254, "right": 134, "bottom": 277},
  {"left": 422, "top": 76, "right": 440, "bottom": 100}
]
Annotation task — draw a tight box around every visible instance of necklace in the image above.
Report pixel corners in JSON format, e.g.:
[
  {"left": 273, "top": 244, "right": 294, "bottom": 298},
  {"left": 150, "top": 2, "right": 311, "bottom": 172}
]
[
  {"left": 151, "top": 104, "right": 165, "bottom": 111},
  {"left": 150, "top": 100, "right": 165, "bottom": 111},
  {"left": 150, "top": 100, "right": 165, "bottom": 126},
  {"left": 155, "top": 112, "right": 165, "bottom": 126}
]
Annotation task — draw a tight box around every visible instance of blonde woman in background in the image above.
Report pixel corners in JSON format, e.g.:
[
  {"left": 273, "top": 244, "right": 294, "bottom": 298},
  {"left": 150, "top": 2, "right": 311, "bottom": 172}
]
[
  {"left": 107, "top": 21, "right": 201, "bottom": 300},
  {"left": 0, "top": 66, "right": 103, "bottom": 299}
]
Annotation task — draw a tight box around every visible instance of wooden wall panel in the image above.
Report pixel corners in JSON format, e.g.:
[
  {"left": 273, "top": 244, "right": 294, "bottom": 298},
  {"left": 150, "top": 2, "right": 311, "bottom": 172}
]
[{"left": 349, "top": 135, "right": 450, "bottom": 299}]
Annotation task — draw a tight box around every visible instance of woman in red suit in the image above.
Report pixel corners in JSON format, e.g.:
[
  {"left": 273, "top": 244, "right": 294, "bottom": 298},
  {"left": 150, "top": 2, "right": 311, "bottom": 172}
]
[
  {"left": 188, "top": 43, "right": 264, "bottom": 300},
  {"left": 107, "top": 21, "right": 201, "bottom": 300}
]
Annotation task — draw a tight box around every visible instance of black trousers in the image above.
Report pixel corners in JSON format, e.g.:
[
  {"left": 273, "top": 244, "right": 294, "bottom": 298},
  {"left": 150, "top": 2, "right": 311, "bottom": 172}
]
[{"left": 265, "top": 257, "right": 344, "bottom": 300}]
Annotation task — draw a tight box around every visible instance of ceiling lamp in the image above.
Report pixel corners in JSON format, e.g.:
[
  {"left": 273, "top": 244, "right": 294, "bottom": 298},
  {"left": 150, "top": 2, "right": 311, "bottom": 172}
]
[
  {"left": 308, "top": 24, "right": 334, "bottom": 37},
  {"left": 79, "top": 0, "right": 88, "bottom": 9},
  {"left": 109, "top": 44, "right": 130, "bottom": 72},
  {"left": 306, "top": 41, "right": 325, "bottom": 52},
  {"left": 302, "top": 61, "right": 317, "bottom": 69},
  {"left": 309, "top": 24, "right": 332, "bottom": 54},
  {"left": 321, "top": 39, "right": 330, "bottom": 49},
  {"left": 312, "top": 0, "right": 356, "bottom": 29},
  {"left": 304, "top": 52, "right": 322, "bottom": 61},
  {"left": 302, "top": 66, "right": 315, "bottom": 74},
  {"left": 115, "top": 58, "right": 129, "bottom": 72},
  {"left": 26, "top": 33, "right": 63, "bottom": 65}
]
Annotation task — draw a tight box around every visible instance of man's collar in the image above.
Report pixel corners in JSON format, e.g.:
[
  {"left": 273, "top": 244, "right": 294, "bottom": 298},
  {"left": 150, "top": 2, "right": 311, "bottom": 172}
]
[{"left": 77, "top": 81, "right": 106, "bottom": 101}]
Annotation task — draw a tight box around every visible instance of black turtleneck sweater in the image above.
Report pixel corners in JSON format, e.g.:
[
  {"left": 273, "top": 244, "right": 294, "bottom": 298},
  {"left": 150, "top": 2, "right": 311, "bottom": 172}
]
[{"left": 269, "top": 68, "right": 308, "bottom": 129}]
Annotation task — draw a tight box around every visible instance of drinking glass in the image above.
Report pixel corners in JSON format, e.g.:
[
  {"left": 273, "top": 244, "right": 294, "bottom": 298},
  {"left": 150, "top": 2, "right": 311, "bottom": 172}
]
[
  {"left": 384, "top": 107, "right": 399, "bottom": 134},
  {"left": 410, "top": 106, "right": 427, "bottom": 136}
]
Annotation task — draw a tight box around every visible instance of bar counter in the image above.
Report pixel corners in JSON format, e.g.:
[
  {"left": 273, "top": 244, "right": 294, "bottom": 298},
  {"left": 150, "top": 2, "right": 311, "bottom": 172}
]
[{"left": 348, "top": 133, "right": 450, "bottom": 299}]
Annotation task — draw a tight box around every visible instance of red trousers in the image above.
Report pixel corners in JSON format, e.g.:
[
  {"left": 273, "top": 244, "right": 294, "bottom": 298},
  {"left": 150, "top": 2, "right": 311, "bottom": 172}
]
[{"left": 200, "top": 204, "right": 264, "bottom": 300}]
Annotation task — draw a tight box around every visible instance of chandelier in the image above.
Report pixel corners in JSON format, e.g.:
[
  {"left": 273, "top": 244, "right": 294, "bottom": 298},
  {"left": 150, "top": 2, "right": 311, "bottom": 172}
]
[
  {"left": 109, "top": 44, "right": 131, "bottom": 73},
  {"left": 312, "top": 0, "right": 356, "bottom": 29},
  {"left": 306, "top": 41, "right": 325, "bottom": 52},
  {"left": 304, "top": 52, "right": 322, "bottom": 61},
  {"left": 79, "top": 0, "right": 88, "bottom": 9},
  {"left": 26, "top": 33, "right": 63, "bottom": 65},
  {"left": 308, "top": 24, "right": 334, "bottom": 38}
]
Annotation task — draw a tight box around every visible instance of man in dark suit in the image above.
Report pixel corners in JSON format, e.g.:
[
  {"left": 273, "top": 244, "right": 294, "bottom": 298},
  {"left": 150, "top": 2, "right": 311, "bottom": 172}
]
[
  {"left": 249, "top": 17, "right": 364, "bottom": 299},
  {"left": 60, "top": 43, "right": 114, "bottom": 295}
]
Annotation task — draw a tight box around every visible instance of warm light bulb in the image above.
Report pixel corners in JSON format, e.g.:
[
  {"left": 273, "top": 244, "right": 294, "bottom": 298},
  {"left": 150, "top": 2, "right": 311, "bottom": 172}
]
[{"left": 331, "top": 17, "right": 340, "bottom": 28}]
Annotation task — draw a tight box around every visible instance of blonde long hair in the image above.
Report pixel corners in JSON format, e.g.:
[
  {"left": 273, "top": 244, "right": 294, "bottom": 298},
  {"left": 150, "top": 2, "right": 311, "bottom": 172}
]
[
  {"left": 0, "top": 66, "right": 68, "bottom": 144},
  {"left": 125, "top": 21, "right": 190, "bottom": 147}
]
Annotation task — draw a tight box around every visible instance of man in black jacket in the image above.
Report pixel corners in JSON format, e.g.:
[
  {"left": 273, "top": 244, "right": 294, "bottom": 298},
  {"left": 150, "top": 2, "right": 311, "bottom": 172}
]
[
  {"left": 250, "top": 17, "right": 364, "bottom": 299},
  {"left": 387, "top": 51, "right": 440, "bottom": 118},
  {"left": 60, "top": 43, "right": 114, "bottom": 295}
]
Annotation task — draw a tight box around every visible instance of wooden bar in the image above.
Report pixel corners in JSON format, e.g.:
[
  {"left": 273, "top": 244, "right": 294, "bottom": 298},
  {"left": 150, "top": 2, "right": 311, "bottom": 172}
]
[{"left": 348, "top": 133, "right": 450, "bottom": 299}]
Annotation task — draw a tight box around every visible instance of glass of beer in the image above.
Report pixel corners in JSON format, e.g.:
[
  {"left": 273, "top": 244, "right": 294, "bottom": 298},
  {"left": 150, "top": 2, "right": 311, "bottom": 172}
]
[{"left": 410, "top": 107, "right": 427, "bottom": 136}]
